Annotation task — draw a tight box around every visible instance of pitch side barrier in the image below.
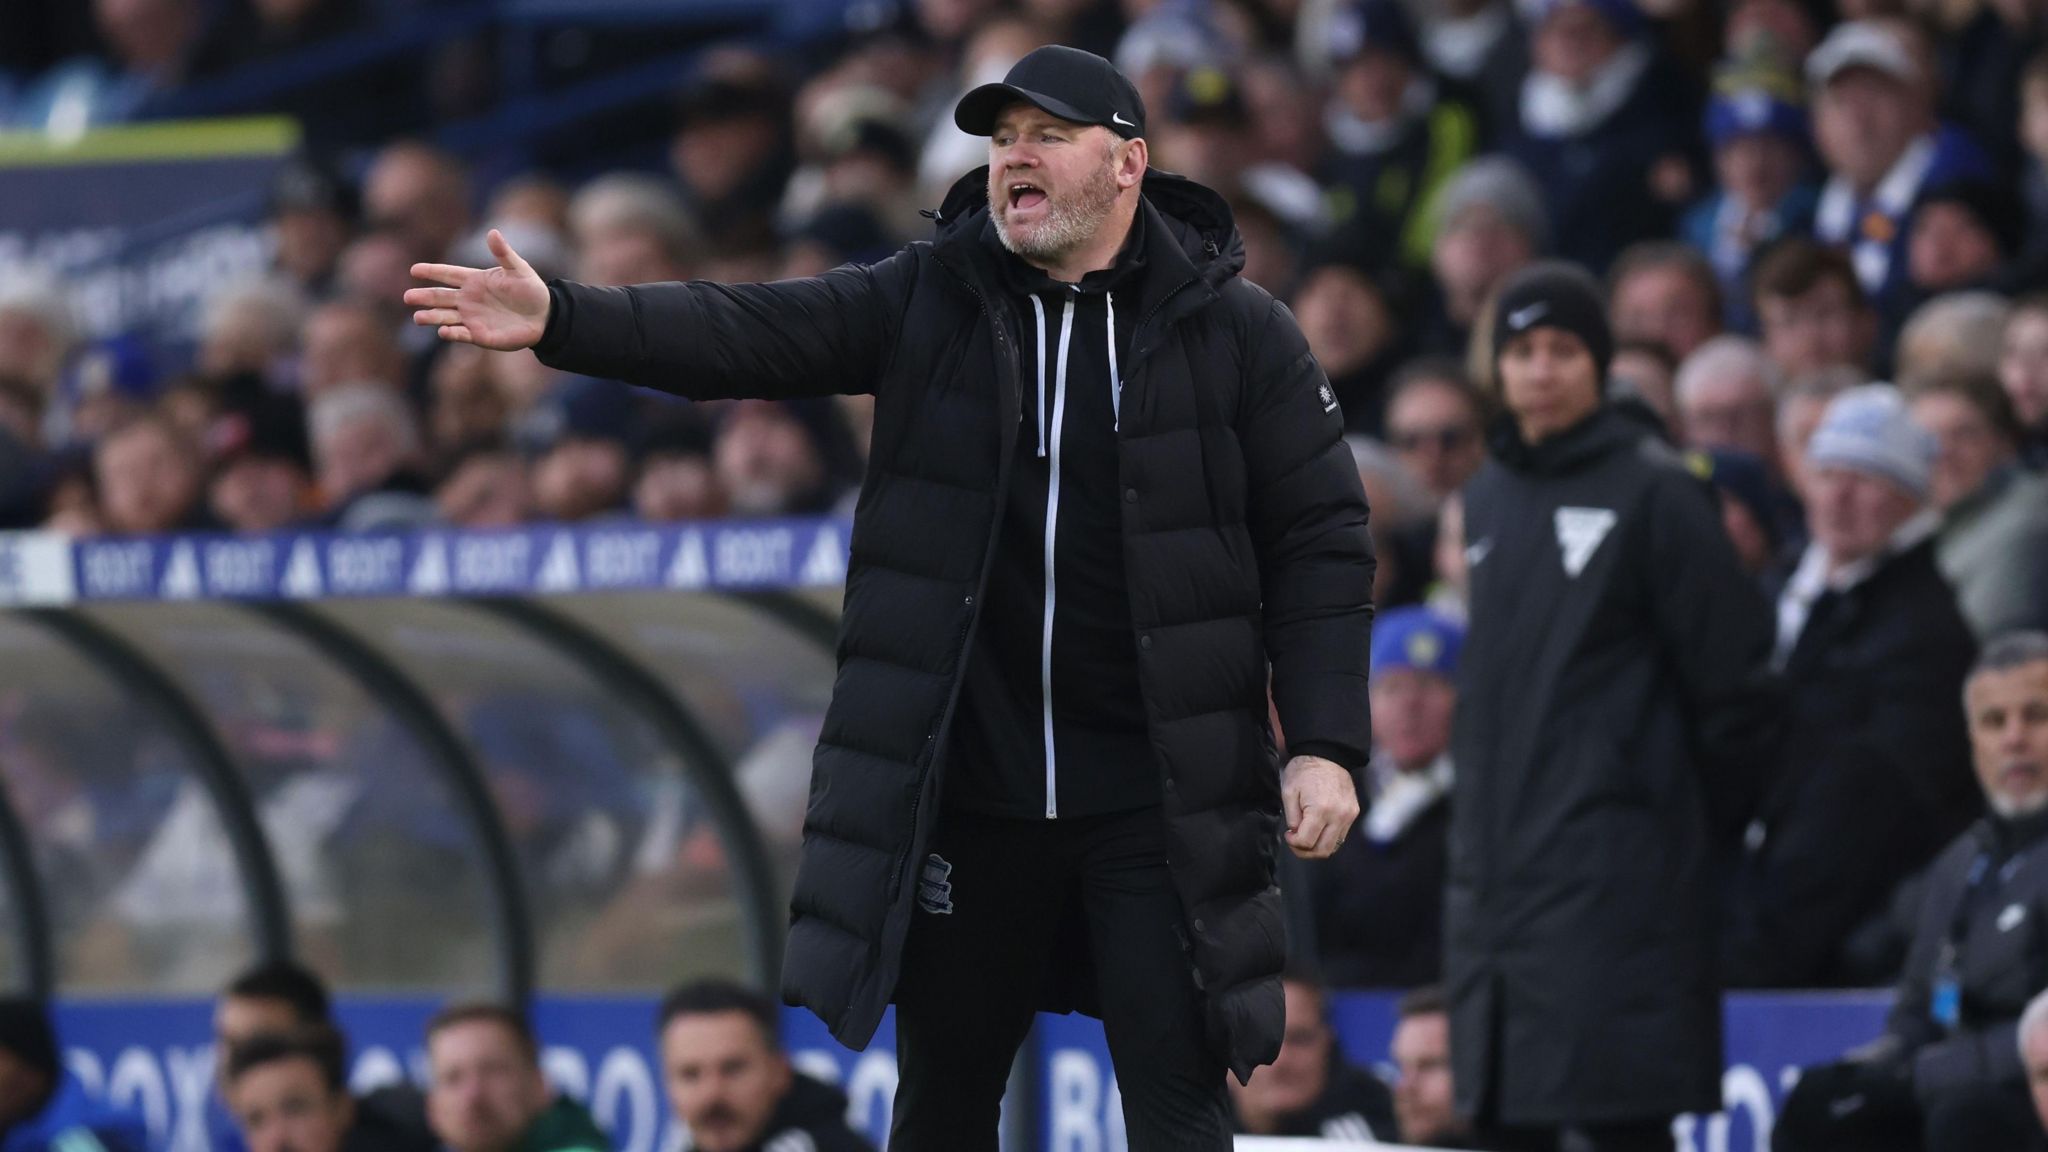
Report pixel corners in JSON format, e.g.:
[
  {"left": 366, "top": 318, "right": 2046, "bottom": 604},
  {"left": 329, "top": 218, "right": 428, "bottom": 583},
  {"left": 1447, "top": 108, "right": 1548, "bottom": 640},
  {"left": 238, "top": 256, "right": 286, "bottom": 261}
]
[{"left": 0, "top": 520, "right": 1894, "bottom": 1152}]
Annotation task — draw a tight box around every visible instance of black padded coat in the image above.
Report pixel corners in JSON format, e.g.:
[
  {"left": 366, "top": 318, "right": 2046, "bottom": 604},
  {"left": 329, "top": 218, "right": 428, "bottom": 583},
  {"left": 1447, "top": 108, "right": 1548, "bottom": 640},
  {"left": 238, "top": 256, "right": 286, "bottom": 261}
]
[{"left": 532, "top": 167, "right": 1376, "bottom": 1079}]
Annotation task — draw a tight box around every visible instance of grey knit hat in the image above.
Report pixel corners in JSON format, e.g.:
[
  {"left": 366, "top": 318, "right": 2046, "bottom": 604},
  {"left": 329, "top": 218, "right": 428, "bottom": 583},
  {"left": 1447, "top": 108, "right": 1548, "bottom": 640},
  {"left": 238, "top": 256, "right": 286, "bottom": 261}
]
[
  {"left": 1807, "top": 383, "right": 1936, "bottom": 500},
  {"left": 1434, "top": 156, "right": 1550, "bottom": 253}
]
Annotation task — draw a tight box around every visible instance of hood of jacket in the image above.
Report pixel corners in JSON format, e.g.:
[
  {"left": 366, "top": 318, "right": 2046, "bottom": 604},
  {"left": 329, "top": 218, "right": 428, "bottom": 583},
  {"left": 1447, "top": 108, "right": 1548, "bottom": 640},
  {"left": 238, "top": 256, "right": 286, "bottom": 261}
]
[{"left": 1488, "top": 401, "right": 1660, "bottom": 477}]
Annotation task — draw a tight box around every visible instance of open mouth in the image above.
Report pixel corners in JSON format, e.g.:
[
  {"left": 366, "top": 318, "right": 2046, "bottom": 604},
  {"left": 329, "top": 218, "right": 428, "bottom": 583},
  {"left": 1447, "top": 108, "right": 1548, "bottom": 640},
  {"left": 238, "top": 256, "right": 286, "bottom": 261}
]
[{"left": 1008, "top": 181, "right": 1048, "bottom": 211}]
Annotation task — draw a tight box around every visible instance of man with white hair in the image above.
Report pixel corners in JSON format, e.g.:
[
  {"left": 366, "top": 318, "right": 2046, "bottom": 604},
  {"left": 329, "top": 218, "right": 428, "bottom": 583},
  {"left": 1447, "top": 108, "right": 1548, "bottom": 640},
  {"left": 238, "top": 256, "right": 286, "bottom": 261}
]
[
  {"left": 309, "top": 383, "right": 435, "bottom": 531},
  {"left": 1778, "top": 632, "right": 2048, "bottom": 1152},
  {"left": 566, "top": 173, "right": 700, "bottom": 286},
  {"left": 1676, "top": 335, "right": 1780, "bottom": 467},
  {"left": 1895, "top": 290, "right": 2011, "bottom": 392},
  {"left": 1725, "top": 385, "right": 1978, "bottom": 988}
]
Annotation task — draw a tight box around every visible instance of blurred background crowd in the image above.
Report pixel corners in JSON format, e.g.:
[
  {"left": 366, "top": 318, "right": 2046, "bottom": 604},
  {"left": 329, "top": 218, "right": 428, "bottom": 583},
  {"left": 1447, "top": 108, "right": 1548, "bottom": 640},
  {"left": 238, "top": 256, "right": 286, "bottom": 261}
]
[{"left": 0, "top": 0, "right": 2040, "bottom": 577}]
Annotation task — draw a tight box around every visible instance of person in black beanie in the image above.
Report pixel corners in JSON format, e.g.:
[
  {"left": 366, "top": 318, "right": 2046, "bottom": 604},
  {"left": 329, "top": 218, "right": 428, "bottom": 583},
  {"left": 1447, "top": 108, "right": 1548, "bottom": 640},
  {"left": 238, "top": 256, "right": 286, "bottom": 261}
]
[
  {"left": 1447, "top": 262, "right": 1783, "bottom": 1151},
  {"left": 0, "top": 998, "right": 146, "bottom": 1151}
]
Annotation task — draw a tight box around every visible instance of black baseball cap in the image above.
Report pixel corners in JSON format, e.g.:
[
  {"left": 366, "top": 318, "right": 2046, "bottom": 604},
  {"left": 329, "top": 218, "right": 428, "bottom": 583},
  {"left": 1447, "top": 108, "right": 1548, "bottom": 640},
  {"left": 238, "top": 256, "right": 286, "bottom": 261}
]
[{"left": 954, "top": 45, "right": 1147, "bottom": 140}]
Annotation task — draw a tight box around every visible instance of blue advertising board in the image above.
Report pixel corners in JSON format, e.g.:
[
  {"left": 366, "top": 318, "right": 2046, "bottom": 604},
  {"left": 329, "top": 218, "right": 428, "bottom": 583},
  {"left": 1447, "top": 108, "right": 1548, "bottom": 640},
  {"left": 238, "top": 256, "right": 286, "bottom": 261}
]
[
  {"left": 51, "top": 991, "right": 1890, "bottom": 1152},
  {"left": 0, "top": 519, "right": 852, "bottom": 607}
]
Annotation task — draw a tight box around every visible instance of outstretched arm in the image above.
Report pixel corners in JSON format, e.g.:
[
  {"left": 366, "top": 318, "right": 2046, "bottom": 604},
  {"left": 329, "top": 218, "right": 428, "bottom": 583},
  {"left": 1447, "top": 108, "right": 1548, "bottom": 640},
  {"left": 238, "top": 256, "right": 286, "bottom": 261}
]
[{"left": 408, "top": 229, "right": 911, "bottom": 399}]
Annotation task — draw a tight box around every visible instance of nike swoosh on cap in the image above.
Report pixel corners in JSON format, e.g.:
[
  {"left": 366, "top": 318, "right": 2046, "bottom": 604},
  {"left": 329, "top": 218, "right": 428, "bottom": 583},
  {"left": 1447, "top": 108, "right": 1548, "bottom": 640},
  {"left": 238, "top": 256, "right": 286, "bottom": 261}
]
[
  {"left": 1508, "top": 303, "right": 1547, "bottom": 329},
  {"left": 1112, "top": 112, "right": 1136, "bottom": 126}
]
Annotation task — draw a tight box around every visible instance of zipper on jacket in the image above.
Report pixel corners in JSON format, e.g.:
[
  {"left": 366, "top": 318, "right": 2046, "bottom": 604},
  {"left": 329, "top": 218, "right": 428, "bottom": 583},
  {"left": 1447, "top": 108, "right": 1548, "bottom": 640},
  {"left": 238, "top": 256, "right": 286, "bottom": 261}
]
[
  {"left": 1106, "top": 291, "right": 1120, "bottom": 430},
  {"left": 1042, "top": 290, "right": 1076, "bottom": 819},
  {"left": 1031, "top": 296, "right": 1049, "bottom": 456}
]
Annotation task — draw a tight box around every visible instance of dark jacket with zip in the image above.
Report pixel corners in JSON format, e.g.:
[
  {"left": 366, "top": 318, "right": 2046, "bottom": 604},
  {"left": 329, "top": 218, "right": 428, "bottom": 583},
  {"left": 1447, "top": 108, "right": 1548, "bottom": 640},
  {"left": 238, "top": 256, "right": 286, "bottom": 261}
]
[
  {"left": 531, "top": 167, "right": 1376, "bottom": 1078},
  {"left": 1887, "top": 808, "right": 2048, "bottom": 1105},
  {"left": 1448, "top": 405, "right": 1781, "bottom": 1125}
]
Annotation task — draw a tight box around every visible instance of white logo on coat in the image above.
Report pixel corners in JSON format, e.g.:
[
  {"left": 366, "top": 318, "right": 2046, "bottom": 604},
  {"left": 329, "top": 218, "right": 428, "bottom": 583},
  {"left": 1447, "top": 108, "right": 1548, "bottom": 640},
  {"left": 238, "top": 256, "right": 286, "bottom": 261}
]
[{"left": 1554, "top": 507, "right": 1617, "bottom": 578}]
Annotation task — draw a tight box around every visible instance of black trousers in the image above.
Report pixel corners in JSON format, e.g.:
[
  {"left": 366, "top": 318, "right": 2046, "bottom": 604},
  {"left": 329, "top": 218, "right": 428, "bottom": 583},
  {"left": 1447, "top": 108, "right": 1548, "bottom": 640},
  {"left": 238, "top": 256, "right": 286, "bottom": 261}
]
[{"left": 889, "top": 806, "right": 1230, "bottom": 1152}]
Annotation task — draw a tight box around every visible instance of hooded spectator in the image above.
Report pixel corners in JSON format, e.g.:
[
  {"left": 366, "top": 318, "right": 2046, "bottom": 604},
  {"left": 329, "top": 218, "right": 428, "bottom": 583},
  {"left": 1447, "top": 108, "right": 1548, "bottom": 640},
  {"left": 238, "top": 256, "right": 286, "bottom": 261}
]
[
  {"left": 1727, "top": 384, "right": 1978, "bottom": 988},
  {"left": 1908, "top": 374, "right": 2048, "bottom": 637}
]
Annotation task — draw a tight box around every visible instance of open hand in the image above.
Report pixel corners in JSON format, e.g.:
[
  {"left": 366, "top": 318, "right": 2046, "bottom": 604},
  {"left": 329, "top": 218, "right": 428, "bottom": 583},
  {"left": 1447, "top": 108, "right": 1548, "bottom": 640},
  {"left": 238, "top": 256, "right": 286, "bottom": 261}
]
[
  {"left": 1281, "top": 755, "right": 1359, "bottom": 860},
  {"left": 405, "top": 228, "right": 551, "bottom": 351}
]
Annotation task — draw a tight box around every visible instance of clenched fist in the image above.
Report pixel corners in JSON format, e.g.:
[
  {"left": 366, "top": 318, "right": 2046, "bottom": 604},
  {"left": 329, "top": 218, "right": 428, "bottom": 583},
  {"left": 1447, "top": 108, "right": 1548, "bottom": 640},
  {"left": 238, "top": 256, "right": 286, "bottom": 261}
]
[{"left": 1281, "top": 754, "right": 1359, "bottom": 860}]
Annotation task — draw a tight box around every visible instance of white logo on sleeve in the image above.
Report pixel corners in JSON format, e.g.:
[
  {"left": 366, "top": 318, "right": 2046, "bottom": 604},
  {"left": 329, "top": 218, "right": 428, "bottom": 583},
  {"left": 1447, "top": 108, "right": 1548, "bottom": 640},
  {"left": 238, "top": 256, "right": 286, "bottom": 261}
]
[
  {"left": 1554, "top": 507, "right": 1617, "bottom": 577},
  {"left": 2000, "top": 903, "right": 2027, "bottom": 933},
  {"left": 1318, "top": 381, "right": 1338, "bottom": 413},
  {"left": 1464, "top": 536, "right": 1493, "bottom": 568}
]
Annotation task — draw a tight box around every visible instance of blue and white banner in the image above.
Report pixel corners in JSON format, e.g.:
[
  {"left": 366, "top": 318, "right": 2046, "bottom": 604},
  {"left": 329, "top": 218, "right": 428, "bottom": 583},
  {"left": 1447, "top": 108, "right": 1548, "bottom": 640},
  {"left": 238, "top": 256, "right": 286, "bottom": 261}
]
[
  {"left": 52, "top": 991, "right": 1890, "bottom": 1152},
  {"left": 0, "top": 518, "right": 853, "bottom": 606}
]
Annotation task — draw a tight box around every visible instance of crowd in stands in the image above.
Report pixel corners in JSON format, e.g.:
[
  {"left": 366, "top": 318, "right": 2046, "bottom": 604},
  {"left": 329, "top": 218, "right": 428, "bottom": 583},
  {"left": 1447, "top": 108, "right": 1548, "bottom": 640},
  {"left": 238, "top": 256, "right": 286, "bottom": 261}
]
[
  {"left": 0, "top": 0, "right": 2043, "bottom": 566},
  {"left": 8, "top": 0, "right": 2048, "bottom": 1146}
]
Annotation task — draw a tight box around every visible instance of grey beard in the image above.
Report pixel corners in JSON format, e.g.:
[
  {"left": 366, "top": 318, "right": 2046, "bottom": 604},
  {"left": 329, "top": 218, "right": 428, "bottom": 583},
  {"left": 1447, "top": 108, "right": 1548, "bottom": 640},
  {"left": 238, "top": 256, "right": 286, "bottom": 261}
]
[
  {"left": 1991, "top": 788, "right": 2048, "bottom": 820},
  {"left": 992, "top": 167, "right": 1120, "bottom": 263}
]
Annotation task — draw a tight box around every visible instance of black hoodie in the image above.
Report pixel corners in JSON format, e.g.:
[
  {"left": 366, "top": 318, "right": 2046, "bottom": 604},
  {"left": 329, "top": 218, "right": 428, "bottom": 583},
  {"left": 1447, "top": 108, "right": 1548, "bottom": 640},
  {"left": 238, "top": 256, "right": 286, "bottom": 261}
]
[{"left": 711, "top": 1074, "right": 873, "bottom": 1152}]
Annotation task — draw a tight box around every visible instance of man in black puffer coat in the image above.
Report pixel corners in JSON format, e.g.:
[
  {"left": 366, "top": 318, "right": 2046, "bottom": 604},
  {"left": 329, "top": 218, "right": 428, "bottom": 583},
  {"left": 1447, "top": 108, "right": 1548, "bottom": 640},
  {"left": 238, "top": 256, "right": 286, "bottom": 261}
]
[{"left": 406, "top": 45, "right": 1375, "bottom": 1151}]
